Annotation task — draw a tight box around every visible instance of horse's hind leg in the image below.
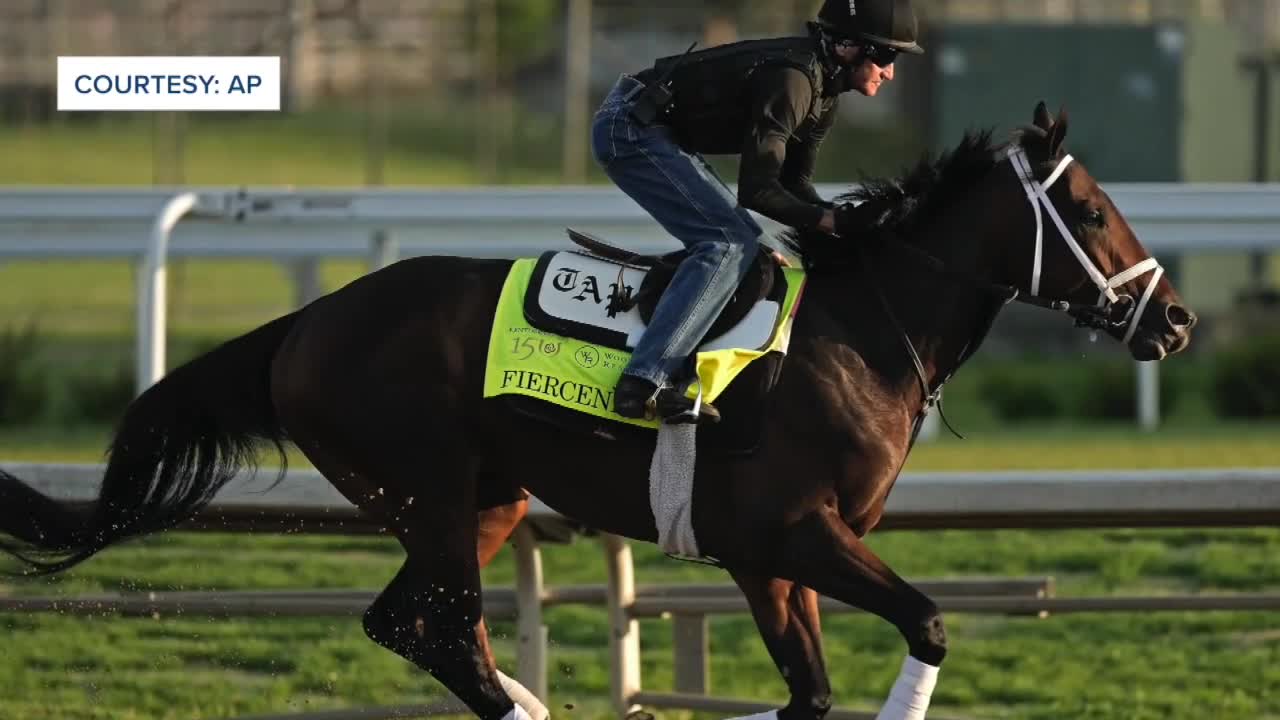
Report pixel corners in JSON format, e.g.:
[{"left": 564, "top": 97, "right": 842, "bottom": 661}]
[
  {"left": 359, "top": 465, "right": 522, "bottom": 720},
  {"left": 780, "top": 507, "right": 944, "bottom": 720},
  {"left": 295, "top": 438, "right": 519, "bottom": 719},
  {"left": 292, "top": 426, "right": 540, "bottom": 719},
  {"left": 472, "top": 484, "right": 547, "bottom": 719},
  {"left": 364, "top": 556, "right": 514, "bottom": 719},
  {"left": 732, "top": 572, "right": 832, "bottom": 720},
  {"left": 476, "top": 479, "right": 529, "bottom": 567}
]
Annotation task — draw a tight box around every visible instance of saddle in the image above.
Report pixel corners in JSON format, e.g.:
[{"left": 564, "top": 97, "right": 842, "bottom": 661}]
[
  {"left": 566, "top": 228, "right": 778, "bottom": 343},
  {"left": 495, "top": 229, "right": 794, "bottom": 456}
]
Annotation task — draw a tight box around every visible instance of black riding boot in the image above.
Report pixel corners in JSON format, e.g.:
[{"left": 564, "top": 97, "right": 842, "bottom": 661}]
[{"left": 614, "top": 375, "right": 721, "bottom": 425}]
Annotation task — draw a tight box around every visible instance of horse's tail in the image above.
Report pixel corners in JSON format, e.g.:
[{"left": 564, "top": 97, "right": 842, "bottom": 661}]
[{"left": 0, "top": 310, "right": 301, "bottom": 575}]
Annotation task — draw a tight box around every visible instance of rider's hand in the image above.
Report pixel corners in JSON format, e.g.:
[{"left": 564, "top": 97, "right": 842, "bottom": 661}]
[
  {"left": 817, "top": 209, "right": 836, "bottom": 235},
  {"left": 832, "top": 202, "right": 867, "bottom": 239}
]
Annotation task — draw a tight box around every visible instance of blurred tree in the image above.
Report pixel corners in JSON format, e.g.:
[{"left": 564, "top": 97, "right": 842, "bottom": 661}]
[
  {"left": 697, "top": 0, "right": 814, "bottom": 46},
  {"left": 702, "top": 0, "right": 750, "bottom": 44},
  {"left": 495, "top": 0, "right": 561, "bottom": 76}
]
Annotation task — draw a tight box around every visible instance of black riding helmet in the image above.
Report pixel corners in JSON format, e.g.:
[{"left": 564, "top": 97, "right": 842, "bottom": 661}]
[{"left": 817, "top": 0, "right": 925, "bottom": 55}]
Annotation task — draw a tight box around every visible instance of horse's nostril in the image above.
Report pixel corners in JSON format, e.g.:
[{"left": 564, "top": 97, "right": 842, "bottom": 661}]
[{"left": 1166, "top": 304, "right": 1195, "bottom": 329}]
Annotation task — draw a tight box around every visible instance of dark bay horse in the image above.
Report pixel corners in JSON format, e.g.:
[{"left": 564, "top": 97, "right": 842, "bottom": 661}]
[{"left": 0, "top": 104, "right": 1195, "bottom": 720}]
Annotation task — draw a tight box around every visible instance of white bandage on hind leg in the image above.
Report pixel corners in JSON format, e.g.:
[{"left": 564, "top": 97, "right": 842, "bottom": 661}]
[
  {"left": 875, "top": 656, "right": 939, "bottom": 720},
  {"left": 726, "top": 710, "right": 779, "bottom": 720},
  {"left": 497, "top": 670, "right": 549, "bottom": 720},
  {"left": 500, "top": 702, "right": 533, "bottom": 720}
]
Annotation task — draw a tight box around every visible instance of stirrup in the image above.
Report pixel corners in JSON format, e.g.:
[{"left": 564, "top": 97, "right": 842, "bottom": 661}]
[
  {"left": 615, "top": 375, "right": 720, "bottom": 425},
  {"left": 656, "top": 380, "right": 720, "bottom": 425}
]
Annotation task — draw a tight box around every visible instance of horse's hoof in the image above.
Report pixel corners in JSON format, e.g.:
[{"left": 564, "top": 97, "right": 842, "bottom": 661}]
[{"left": 624, "top": 711, "right": 654, "bottom": 720}]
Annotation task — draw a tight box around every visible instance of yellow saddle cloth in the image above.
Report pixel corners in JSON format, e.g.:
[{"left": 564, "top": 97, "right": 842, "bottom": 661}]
[{"left": 483, "top": 252, "right": 805, "bottom": 429}]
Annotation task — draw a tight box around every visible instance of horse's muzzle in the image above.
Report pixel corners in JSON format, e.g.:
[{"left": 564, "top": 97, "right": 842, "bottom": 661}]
[{"left": 1129, "top": 302, "right": 1197, "bottom": 361}]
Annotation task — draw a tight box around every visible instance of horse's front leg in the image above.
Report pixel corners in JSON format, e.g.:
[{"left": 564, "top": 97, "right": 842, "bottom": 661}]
[
  {"left": 731, "top": 572, "right": 832, "bottom": 720},
  {"left": 779, "top": 506, "right": 945, "bottom": 720}
]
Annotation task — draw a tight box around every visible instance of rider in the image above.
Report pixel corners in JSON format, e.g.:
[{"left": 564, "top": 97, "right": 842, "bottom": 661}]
[{"left": 592, "top": 0, "right": 924, "bottom": 424}]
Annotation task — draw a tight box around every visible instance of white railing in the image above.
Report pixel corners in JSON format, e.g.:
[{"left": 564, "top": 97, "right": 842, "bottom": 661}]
[
  {"left": 4, "top": 184, "right": 1280, "bottom": 257},
  {"left": 2, "top": 184, "right": 1279, "bottom": 426}
]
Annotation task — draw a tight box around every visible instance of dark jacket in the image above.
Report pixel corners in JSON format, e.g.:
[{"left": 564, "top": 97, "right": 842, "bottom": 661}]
[{"left": 638, "top": 36, "right": 839, "bottom": 231}]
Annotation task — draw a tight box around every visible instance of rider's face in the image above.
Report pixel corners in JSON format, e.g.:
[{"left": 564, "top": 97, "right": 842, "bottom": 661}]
[
  {"left": 832, "top": 41, "right": 896, "bottom": 96},
  {"left": 849, "top": 48, "right": 895, "bottom": 97}
]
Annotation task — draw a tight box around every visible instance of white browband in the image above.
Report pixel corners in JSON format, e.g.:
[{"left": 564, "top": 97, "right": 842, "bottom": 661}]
[{"left": 1006, "top": 146, "right": 1163, "bottom": 344}]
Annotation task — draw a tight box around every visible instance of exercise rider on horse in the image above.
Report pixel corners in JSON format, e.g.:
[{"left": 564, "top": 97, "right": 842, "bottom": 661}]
[{"left": 592, "top": 0, "right": 924, "bottom": 425}]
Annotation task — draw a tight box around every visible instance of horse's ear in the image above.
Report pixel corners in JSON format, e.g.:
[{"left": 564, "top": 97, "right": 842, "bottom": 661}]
[
  {"left": 1047, "top": 106, "right": 1070, "bottom": 155},
  {"left": 1033, "top": 101, "right": 1053, "bottom": 132}
]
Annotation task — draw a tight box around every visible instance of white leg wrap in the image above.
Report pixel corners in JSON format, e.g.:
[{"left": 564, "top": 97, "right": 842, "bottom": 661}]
[
  {"left": 497, "top": 670, "right": 549, "bottom": 720},
  {"left": 500, "top": 702, "right": 533, "bottom": 720},
  {"left": 726, "top": 711, "right": 778, "bottom": 720},
  {"left": 875, "top": 656, "right": 939, "bottom": 720}
]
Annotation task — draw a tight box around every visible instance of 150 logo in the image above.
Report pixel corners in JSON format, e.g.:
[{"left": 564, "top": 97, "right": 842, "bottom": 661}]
[{"left": 510, "top": 336, "right": 560, "bottom": 360}]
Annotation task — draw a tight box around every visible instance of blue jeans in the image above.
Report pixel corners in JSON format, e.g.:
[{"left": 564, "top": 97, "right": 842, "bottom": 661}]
[{"left": 591, "top": 74, "right": 764, "bottom": 388}]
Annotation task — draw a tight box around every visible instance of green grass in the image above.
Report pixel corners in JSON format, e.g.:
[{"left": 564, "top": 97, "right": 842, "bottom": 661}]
[
  {"left": 0, "top": 105, "right": 924, "bottom": 188},
  {"left": 1, "top": 438, "right": 1278, "bottom": 719},
  {"left": 2, "top": 528, "right": 1279, "bottom": 719},
  {"left": 906, "top": 423, "right": 1280, "bottom": 471},
  {"left": 3, "top": 116, "right": 466, "bottom": 186},
  {"left": 0, "top": 106, "right": 564, "bottom": 186},
  {"left": 0, "top": 259, "right": 367, "bottom": 340}
]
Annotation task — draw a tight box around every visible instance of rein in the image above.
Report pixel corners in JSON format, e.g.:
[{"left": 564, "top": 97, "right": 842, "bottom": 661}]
[
  {"left": 872, "top": 147, "right": 1165, "bottom": 338},
  {"left": 853, "top": 242, "right": 983, "bottom": 441},
  {"left": 887, "top": 233, "right": 1140, "bottom": 335}
]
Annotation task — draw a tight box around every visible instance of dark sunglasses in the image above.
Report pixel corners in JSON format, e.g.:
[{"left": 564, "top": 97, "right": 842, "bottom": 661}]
[{"left": 834, "top": 38, "right": 899, "bottom": 67}]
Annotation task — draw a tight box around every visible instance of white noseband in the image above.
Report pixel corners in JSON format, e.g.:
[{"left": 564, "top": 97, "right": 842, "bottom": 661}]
[{"left": 1006, "top": 146, "right": 1163, "bottom": 344}]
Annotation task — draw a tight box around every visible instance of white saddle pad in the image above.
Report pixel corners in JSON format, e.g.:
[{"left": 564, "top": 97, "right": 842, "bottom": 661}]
[{"left": 527, "top": 251, "right": 780, "bottom": 352}]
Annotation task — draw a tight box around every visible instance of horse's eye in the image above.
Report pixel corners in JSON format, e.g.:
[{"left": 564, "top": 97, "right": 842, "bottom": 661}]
[{"left": 1081, "top": 208, "right": 1106, "bottom": 228}]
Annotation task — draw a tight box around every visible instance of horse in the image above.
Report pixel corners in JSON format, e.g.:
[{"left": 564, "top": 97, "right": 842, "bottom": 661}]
[{"left": 0, "top": 103, "right": 1195, "bottom": 720}]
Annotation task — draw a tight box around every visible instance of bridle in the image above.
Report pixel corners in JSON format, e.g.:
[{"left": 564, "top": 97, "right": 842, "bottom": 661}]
[
  {"left": 1004, "top": 145, "right": 1164, "bottom": 345},
  {"left": 847, "top": 143, "right": 1168, "bottom": 440}
]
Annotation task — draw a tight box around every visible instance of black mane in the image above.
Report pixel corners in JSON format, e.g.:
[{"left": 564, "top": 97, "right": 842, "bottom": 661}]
[{"left": 781, "top": 129, "right": 1010, "bottom": 265}]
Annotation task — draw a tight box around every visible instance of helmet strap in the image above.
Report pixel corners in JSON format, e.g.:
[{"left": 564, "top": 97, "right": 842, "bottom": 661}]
[{"left": 808, "top": 21, "right": 860, "bottom": 95}]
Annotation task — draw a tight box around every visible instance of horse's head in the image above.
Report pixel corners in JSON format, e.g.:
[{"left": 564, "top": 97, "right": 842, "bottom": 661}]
[{"left": 996, "top": 101, "right": 1196, "bottom": 360}]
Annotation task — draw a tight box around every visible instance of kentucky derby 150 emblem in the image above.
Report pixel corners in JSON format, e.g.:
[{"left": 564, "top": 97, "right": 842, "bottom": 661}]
[{"left": 509, "top": 335, "right": 560, "bottom": 361}]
